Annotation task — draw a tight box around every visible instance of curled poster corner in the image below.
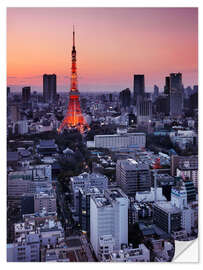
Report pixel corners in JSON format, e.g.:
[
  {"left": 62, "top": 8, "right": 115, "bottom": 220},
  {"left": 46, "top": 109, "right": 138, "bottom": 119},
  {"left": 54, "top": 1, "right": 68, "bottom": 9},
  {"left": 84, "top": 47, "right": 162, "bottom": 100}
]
[{"left": 173, "top": 239, "right": 199, "bottom": 262}]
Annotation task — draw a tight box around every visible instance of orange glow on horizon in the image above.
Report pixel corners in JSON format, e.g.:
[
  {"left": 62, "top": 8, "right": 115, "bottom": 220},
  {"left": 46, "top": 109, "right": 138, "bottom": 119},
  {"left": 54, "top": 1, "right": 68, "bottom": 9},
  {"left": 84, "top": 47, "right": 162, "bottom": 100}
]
[{"left": 7, "top": 8, "right": 198, "bottom": 92}]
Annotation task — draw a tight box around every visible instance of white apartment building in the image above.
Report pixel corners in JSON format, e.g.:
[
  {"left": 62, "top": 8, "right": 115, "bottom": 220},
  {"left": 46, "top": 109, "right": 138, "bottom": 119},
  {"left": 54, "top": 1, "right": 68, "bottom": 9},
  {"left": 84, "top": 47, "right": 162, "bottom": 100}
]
[{"left": 90, "top": 188, "right": 128, "bottom": 259}]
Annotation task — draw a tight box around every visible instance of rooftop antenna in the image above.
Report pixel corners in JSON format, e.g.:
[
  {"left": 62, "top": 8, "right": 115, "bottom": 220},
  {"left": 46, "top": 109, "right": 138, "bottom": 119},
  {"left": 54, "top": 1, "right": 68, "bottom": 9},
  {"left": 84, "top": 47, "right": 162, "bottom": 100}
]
[{"left": 73, "top": 24, "right": 75, "bottom": 48}]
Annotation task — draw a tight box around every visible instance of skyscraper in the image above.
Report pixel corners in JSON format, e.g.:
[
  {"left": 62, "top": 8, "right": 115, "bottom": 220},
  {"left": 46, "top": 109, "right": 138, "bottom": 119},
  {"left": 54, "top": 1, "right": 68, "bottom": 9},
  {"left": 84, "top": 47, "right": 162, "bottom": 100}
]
[
  {"left": 164, "top": 76, "right": 170, "bottom": 95},
  {"left": 170, "top": 72, "right": 182, "bottom": 90},
  {"left": 22, "top": 86, "right": 31, "bottom": 103},
  {"left": 119, "top": 88, "right": 131, "bottom": 109},
  {"left": 169, "top": 73, "right": 183, "bottom": 116},
  {"left": 43, "top": 74, "right": 57, "bottom": 103},
  {"left": 153, "top": 85, "right": 159, "bottom": 98},
  {"left": 133, "top": 74, "right": 145, "bottom": 105},
  {"left": 7, "top": 87, "right": 10, "bottom": 97},
  {"left": 153, "top": 95, "right": 170, "bottom": 116}
]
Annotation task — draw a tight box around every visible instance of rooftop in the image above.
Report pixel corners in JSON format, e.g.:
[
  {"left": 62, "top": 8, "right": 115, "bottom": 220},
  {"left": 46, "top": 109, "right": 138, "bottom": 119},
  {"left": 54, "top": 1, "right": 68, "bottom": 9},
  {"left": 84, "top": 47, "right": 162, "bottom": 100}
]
[
  {"left": 154, "top": 201, "right": 181, "bottom": 214},
  {"left": 118, "top": 158, "right": 149, "bottom": 170},
  {"left": 93, "top": 188, "right": 128, "bottom": 208},
  {"left": 38, "top": 139, "right": 57, "bottom": 148},
  {"left": 7, "top": 152, "right": 19, "bottom": 162}
]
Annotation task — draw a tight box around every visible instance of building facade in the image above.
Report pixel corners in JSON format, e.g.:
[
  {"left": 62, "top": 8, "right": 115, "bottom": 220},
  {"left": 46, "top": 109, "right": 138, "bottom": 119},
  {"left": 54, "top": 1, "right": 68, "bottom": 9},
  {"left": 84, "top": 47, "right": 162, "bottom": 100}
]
[
  {"left": 90, "top": 188, "right": 128, "bottom": 259},
  {"left": 133, "top": 74, "right": 145, "bottom": 105},
  {"left": 116, "top": 159, "right": 151, "bottom": 196},
  {"left": 94, "top": 132, "right": 146, "bottom": 150},
  {"left": 153, "top": 201, "right": 182, "bottom": 234},
  {"left": 43, "top": 74, "right": 57, "bottom": 103},
  {"left": 22, "top": 86, "right": 31, "bottom": 103},
  {"left": 169, "top": 73, "right": 183, "bottom": 116}
]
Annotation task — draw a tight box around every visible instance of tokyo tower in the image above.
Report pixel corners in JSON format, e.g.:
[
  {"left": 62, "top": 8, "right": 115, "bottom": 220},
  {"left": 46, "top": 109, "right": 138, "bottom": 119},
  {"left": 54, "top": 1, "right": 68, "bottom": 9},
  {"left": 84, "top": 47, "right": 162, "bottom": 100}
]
[{"left": 58, "top": 26, "right": 89, "bottom": 133}]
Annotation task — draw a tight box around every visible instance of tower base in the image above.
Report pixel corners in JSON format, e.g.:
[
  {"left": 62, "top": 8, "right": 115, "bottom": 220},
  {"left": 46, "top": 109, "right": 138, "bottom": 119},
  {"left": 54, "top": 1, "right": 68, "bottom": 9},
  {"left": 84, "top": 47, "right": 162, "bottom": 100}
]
[{"left": 58, "top": 92, "right": 89, "bottom": 134}]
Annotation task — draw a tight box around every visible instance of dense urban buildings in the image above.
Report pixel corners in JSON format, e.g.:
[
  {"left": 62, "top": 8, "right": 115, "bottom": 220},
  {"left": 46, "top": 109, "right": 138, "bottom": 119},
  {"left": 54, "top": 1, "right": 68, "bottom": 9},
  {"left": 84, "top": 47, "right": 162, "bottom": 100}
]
[
  {"left": 6, "top": 69, "right": 199, "bottom": 261},
  {"left": 7, "top": 10, "right": 198, "bottom": 263}
]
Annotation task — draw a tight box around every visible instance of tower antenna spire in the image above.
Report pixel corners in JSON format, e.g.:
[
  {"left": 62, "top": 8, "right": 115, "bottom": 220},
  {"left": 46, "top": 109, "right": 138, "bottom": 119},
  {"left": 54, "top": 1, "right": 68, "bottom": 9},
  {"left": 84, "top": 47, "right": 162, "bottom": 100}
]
[{"left": 73, "top": 24, "right": 75, "bottom": 47}]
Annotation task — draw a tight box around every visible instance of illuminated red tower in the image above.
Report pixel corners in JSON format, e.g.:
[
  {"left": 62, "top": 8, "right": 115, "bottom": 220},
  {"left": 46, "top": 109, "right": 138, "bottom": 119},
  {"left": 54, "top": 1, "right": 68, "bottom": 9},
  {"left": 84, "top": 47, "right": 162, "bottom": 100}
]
[{"left": 58, "top": 26, "right": 89, "bottom": 133}]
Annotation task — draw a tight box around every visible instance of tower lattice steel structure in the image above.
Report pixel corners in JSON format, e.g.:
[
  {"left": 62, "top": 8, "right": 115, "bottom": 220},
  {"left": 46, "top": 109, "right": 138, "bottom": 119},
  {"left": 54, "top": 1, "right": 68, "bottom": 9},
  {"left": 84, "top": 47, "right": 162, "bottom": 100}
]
[{"left": 58, "top": 26, "right": 89, "bottom": 133}]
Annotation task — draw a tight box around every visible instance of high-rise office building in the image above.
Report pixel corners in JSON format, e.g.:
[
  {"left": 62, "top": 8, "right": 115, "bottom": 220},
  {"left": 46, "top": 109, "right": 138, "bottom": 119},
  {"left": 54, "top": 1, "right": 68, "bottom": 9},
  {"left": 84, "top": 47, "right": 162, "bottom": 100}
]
[
  {"left": 116, "top": 159, "right": 151, "bottom": 196},
  {"left": 153, "top": 94, "right": 170, "bottom": 115},
  {"left": 119, "top": 88, "right": 131, "bottom": 109},
  {"left": 182, "top": 180, "right": 196, "bottom": 203},
  {"left": 169, "top": 73, "right": 183, "bottom": 116},
  {"left": 22, "top": 87, "right": 31, "bottom": 103},
  {"left": 7, "top": 87, "right": 10, "bottom": 96},
  {"left": 90, "top": 188, "right": 128, "bottom": 259},
  {"left": 43, "top": 74, "right": 57, "bottom": 103},
  {"left": 170, "top": 72, "right": 182, "bottom": 90},
  {"left": 190, "top": 90, "right": 198, "bottom": 110},
  {"left": 153, "top": 201, "right": 182, "bottom": 234},
  {"left": 79, "top": 187, "right": 101, "bottom": 235},
  {"left": 193, "top": 85, "right": 198, "bottom": 93},
  {"left": 133, "top": 75, "right": 145, "bottom": 105},
  {"left": 137, "top": 99, "right": 152, "bottom": 123},
  {"left": 164, "top": 76, "right": 170, "bottom": 95},
  {"left": 153, "top": 85, "right": 159, "bottom": 98}
]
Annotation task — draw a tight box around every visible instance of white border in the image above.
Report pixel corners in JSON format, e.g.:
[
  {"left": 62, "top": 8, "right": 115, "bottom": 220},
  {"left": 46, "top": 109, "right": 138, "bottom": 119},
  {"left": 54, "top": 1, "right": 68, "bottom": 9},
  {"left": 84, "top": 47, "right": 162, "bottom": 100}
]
[{"left": 1, "top": 0, "right": 202, "bottom": 269}]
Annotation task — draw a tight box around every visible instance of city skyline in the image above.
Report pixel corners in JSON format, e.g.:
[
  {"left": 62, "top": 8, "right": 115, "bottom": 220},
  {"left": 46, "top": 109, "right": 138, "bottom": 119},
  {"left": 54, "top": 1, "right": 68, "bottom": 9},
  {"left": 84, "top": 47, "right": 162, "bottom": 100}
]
[{"left": 7, "top": 8, "right": 198, "bottom": 92}]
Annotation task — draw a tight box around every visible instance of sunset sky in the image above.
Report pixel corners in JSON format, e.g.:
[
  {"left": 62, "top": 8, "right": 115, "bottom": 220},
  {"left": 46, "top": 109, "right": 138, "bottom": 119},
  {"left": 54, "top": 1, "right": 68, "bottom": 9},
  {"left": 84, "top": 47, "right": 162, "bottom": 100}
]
[{"left": 7, "top": 8, "right": 198, "bottom": 93}]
